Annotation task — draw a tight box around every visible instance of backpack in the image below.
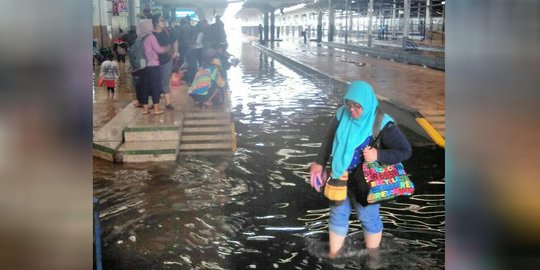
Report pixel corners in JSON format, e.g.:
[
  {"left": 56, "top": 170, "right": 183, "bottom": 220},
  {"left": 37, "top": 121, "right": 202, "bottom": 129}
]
[
  {"left": 188, "top": 68, "right": 212, "bottom": 95},
  {"left": 128, "top": 35, "right": 149, "bottom": 71}
]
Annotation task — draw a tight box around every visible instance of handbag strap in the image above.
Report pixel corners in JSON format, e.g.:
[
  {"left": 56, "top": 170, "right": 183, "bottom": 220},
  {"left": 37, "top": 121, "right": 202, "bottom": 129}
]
[{"left": 369, "top": 107, "right": 393, "bottom": 148}]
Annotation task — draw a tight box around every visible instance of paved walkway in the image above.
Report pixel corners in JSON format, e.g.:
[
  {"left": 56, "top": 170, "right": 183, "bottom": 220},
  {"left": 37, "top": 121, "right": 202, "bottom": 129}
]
[{"left": 258, "top": 39, "right": 445, "bottom": 139}]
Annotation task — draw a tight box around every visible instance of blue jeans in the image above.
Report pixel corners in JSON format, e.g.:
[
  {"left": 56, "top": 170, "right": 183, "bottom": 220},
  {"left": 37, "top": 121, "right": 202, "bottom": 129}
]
[{"left": 329, "top": 194, "right": 383, "bottom": 236}]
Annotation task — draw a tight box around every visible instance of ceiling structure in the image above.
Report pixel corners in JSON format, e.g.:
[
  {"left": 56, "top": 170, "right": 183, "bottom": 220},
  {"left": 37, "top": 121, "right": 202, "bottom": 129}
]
[
  {"left": 238, "top": 0, "right": 445, "bottom": 17},
  {"left": 152, "top": 0, "right": 445, "bottom": 19},
  {"left": 155, "top": 0, "right": 229, "bottom": 9}
]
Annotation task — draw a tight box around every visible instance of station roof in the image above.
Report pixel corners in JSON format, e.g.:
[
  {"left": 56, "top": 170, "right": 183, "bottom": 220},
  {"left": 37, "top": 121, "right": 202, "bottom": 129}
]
[
  {"left": 152, "top": 0, "right": 445, "bottom": 18},
  {"left": 238, "top": 0, "right": 445, "bottom": 16},
  {"left": 154, "top": 0, "right": 229, "bottom": 9}
]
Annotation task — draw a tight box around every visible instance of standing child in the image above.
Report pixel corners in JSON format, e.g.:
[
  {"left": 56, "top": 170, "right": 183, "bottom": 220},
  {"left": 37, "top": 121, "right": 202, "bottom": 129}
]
[{"left": 99, "top": 54, "right": 119, "bottom": 99}]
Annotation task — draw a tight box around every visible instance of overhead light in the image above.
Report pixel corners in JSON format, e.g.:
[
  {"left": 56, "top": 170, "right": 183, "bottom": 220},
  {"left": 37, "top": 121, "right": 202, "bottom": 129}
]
[{"left": 441, "top": 1, "right": 445, "bottom": 4}]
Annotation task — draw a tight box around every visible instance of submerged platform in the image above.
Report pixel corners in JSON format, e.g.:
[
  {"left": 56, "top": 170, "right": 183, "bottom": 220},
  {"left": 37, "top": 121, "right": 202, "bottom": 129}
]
[
  {"left": 93, "top": 83, "right": 236, "bottom": 163},
  {"left": 253, "top": 41, "right": 445, "bottom": 148}
]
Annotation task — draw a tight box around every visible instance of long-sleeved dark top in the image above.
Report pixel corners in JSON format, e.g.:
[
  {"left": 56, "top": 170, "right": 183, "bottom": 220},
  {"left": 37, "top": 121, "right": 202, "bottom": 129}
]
[{"left": 315, "top": 117, "right": 412, "bottom": 168}]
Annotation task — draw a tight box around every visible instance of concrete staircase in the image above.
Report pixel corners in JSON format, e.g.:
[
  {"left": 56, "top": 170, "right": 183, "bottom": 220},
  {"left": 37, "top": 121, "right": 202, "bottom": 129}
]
[
  {"left": 118, "top": 112, "right": 184, "bottom": 162},
  {"left": 93, "top": 85, "right": 237, "bottom": 163},
  {"left": 179, "top": 111, "right": 236, "bottom": 156}
]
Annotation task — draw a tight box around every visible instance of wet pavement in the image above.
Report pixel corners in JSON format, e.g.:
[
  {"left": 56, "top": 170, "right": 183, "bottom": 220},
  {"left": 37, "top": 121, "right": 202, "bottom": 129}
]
[
  {"left": 93, "top": 42, "right": 444, "bottom": 269},
  {"left": 259, "top": 38, "right": 445, "bottom": 140}
]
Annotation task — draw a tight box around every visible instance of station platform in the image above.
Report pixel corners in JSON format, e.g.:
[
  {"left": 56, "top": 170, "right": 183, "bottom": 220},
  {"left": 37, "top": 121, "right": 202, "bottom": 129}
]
[
  {"left": 93, "top": 37, "right": 444, "bottom": 162},
  {"left": 252, "top": 39, "right": 445, "bottom": 147},
  {"left": 92, "top": 79, "right": 236, "bottom": 163}
]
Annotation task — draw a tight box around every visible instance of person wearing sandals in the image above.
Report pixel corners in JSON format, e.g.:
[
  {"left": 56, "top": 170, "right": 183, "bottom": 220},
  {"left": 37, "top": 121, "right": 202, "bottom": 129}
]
[
  {"left": 151, "top": 14, "right": 178, "bottom": 110},
  {"left": 309, "top": 81, "right": 411, "bottom": 262},
  {"left": 142, "top": 17, "right": 170, "bottom": 115}
]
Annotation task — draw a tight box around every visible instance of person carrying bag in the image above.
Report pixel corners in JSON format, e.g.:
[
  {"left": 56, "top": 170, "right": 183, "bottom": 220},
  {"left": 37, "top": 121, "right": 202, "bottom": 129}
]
[{"left": 309, "top": 80, "right": 412, "bottom": 258}]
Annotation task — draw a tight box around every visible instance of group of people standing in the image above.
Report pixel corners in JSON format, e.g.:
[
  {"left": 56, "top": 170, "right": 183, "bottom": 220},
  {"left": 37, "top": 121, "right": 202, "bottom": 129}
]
[
  {"left": 102, "top": 14, "right": 231, "bottom": 114},
  {"left": 173, "top": 15, "right": 228, "bottom": 85},
  {"left": 97, "top": 15, "right": 175, "bottom": 111},
  {"left": 131, "top": 14, "right": 177, "bottom": 115}
]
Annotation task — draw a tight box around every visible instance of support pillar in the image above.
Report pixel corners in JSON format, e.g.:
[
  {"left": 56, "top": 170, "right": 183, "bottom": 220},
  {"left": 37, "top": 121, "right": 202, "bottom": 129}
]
[
  {"left": 426, "top": 0, "right": 432, "bottom": 39},
  {"left": 270, "top": 10, "right": 275, "bottom": 41},
  {"left": 367, "top": 0, "right": 374, "bottom": 47},
  {"left": 392, "top": 1, "right": 396, "bottom": 37},
  {"left": 402, "top": 0, "right": 411, "bottom": 49},
  {"left": 94, "top": 0, "right": 112, "bottom": 49},
  {"left": 349, "top": 5, "right": 353, "bottom": 32},
  {"left": 345, "top": 0, "right": 349, "bottom": 44},
  {"left": 417, "top": 1, "right": 421, "bottom": 38},
  {"left": 442, "top": 1, "right": 445, "bottom": 43},
  {"left": 197, "top": 8, "right": 205, "bottom": 22},
  {"left": 128, "top": 0, "right": 139, "bottom": 28},
  {"left": 328, "top": 0, "right": 335, "bottom": 42},
  {"left": 317, "top": 10, "right": 323, "bottom": 44},
  {"left": 263, "top": 10, "right": 269, "bottom": 41}
]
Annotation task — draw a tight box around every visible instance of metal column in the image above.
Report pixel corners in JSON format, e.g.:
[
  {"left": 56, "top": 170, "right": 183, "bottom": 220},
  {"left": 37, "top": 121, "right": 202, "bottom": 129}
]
[
  {"left": 402, "top": 0, "right": 411, "bottom": 48},
  {"left": 317, "top": 10, "right": 323, "bottom": 44},
  {"left": 392, "top": 1, "right": 396, "bottom": 38},
  {"left": 270, "top": 9, "right": 275, "bottom": 41},
  {"left": 426, "top": 0, "right": 432, "bottom": 39},
  {"left": 328, "top": 0, "right": 335, "bottom": 42},
  {"left": 128, "top": 0, "right": 138, "bottom": 29},
  {"left": 367, "top": 0, "right": 374, "bottom": 47},
  {"left": 345, "top": 0, "right": 349, "bottom": 44},
  {"left": 263, "top": 10, "right": 269, "bottom": 41}
]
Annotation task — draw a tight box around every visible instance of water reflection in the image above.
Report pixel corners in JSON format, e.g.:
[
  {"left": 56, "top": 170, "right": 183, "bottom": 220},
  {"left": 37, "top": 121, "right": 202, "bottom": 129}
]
[{"left": 94, "top": 43, "right": 444, "bottom": 269}]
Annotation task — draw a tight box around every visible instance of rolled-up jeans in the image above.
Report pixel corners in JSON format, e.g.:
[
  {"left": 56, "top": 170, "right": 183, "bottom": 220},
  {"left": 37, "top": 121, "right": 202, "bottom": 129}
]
[{"left": 329, "top": 193, "right": 383, "bottom": 236}]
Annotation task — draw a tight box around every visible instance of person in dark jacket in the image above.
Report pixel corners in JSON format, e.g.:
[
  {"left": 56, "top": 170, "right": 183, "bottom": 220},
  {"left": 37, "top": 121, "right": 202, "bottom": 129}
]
[
  {"left": 309, "top": 81, "right": 411, "bottom": 260},
  {"left": 122, "top": 27, "right": 138, "bottom": 47}
]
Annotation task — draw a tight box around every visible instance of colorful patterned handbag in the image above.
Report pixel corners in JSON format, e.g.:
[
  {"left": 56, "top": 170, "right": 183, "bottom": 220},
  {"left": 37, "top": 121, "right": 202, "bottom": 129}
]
[
  {"left": 362, "top": 161, "right": 414, "bottom": 204},
  {"left": 361, "top": 110, "right": 414, "bottom": 204}
]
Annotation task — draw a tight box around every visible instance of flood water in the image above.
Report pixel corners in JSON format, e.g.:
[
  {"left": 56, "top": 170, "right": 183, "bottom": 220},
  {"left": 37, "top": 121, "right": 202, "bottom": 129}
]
[{"left": 93, "top": 42, "right": 445, "bottom": 269}]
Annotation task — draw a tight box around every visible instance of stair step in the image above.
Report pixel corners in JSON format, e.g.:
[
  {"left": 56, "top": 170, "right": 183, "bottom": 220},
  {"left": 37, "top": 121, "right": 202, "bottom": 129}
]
[
  {"left": 182, "top": 126, "right": 232, "bottom": 133},
  {"left": 124, "top": 129, "right": 181, "bottom": 142},
  {"left": 179, "top": 150, "right": 233, "bottom": 156},
  {"left": 93, "top": 142, "right": 121, "bottom": 162},
  {"left": 179, "top": 142, "right": 232, "bottom": 150},
  {"left": 184, "top": 119, "right": 231, "bottom": 126},
  {"left": 185, "top": 112, "right": 231, "bottom": 119},
  {"left": 119, "top": 140, "right": 179, "bottom": 162},
  {"left": 181, "top": 134, "right": 232, "bottom": 142}
]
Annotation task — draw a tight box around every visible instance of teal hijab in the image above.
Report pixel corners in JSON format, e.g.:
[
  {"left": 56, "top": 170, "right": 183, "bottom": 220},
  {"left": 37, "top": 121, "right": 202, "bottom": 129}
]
[{"left": 330, "top": 81, "right": 393, "bottom": 179}]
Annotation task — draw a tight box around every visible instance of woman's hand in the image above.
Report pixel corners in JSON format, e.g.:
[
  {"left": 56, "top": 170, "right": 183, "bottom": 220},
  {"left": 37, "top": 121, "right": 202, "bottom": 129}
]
[
  {"left": 309, "top": 163, "right": 326, "bottom": 192},
  {"left": 362, "top": 146, "right": 378, "bottom": 162}
]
